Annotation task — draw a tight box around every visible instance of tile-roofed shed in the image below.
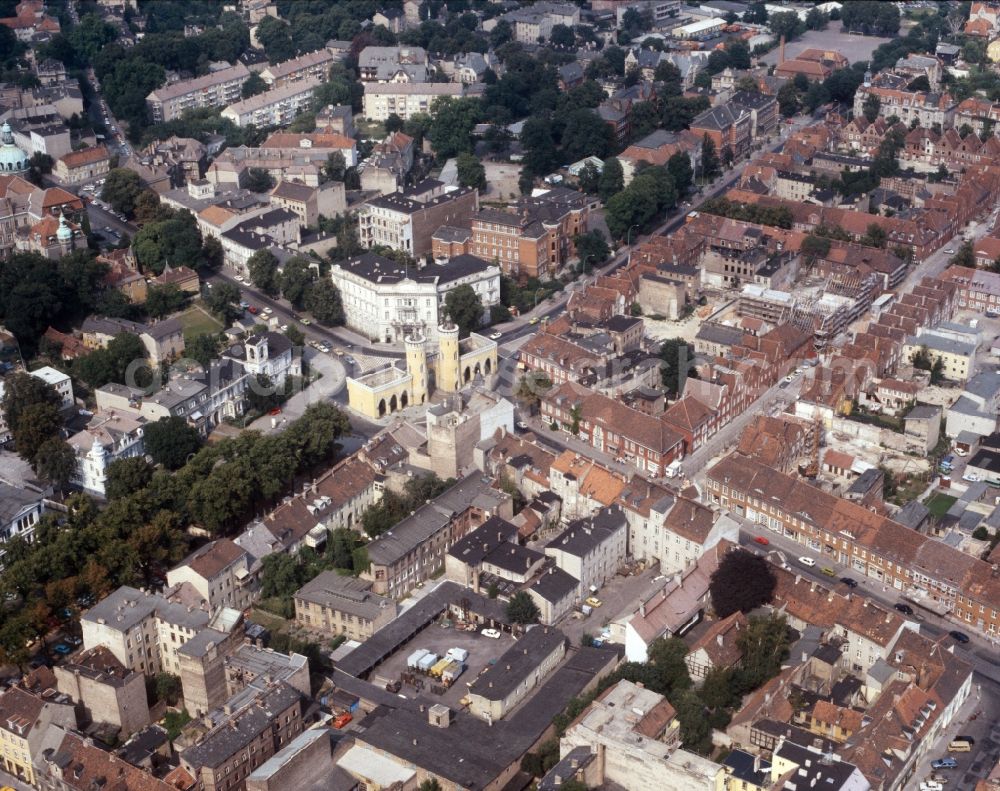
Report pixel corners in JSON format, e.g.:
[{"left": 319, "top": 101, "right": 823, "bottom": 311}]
[{"left": 175, "top": 539, "right": 247, "bottom": 582}]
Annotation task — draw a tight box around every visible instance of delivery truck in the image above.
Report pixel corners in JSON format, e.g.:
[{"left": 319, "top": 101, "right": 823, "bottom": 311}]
[{"left": 407, "top": 648, "right": 430, "bottom": 670}]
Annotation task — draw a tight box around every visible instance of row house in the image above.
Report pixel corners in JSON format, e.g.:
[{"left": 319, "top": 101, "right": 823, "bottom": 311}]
[
  {"left": 705, "top": 453, "right": 1000, "bottom": 637},
  {"left": 953, "top": 96, "right": 1000, "bottom": 136},
  {"left": 838, "top": 116, "right": 896, "bottom": 153},
  {"left": 940, "top": 263, "right": 1000, "bottom": 312},
  {"left": 661, "top": 394, "right": 716, "bottom": 454},
  {"left": 852, "top": 83, "right": 956, "bottom": 129},
  {"left": 517, "top": 330, "right": 612, "bottom": 388},
  {"left": 541, "top": 382, "right": 685, "bottom": 476},
  {"left": 549, "top": 451, "right": 628, "bottom": 523},
  {"left": 903, "top": 126, "right": 1000, "bottom": 169}
]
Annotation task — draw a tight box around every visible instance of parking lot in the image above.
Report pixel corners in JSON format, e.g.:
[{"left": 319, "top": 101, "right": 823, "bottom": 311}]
[{"left": 368, "top": 622, "right": 517, "bottom": 709}]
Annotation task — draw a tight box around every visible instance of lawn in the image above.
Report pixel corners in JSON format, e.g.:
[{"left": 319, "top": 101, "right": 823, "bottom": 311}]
[
  {"left": 924, "top": 492, "right": 957, "bottom": 518},
  {"left": 177, "top": 304, "right": 223, "bottom": 344}
]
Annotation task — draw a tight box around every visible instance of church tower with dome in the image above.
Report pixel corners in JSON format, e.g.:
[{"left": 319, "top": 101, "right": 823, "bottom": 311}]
[{"left": 0, "top": 122, "right": 28, "bottom": 173}]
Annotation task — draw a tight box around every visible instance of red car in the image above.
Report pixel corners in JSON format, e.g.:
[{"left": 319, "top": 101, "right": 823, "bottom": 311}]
[
  {"left": 333, "top": 712, "right": 352, "bottom": 728},
  {"left": 247, "top": 306, "right": 258, "bottom": 314},
  {"left": 753, "top": 536, "right": 769, "bottom": 546}
]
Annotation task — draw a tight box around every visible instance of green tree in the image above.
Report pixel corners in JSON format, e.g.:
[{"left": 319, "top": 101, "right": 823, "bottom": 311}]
[
  {"left": 506, "top": 590, "right": 540, "bottom": 624},
  {"left": 659, "top": 337, "right": 695, "bottom": 396},
  {"left": 777, "top": 82, "right": 800, "bottom": 117},
  {"left": 323, "top": 150, "right": 347, "bottom": 182},
  {"left": 132, "top": 210, "right": 205, "bottom": 276},
  {"left": 144, "top": 283, "right": 188, "bottom": 319},
  {"left": 574, "top": 230, "right": 610, "bottom": 272},
  {"left": 105, "top": 457, "right": 153, "bottom": 501},
  {"left": 259, "top": 552, "right": 301, "bottom": 599},
  {"left": 144, "top": 416, "right": 202, "bottom": 469},
  {"left": 11, "top": 402, "right": 61, "bottom": 465},
  {"left": 32, "top": 438, "right": 76, "bottom": 490},
  {"left": 709, "top": 548, "right": 777, "bottom": 617},
  {"left": 701, "top": 134, "right": 721, "bottom": 180},
  {"left": 247, "top": 249, "right": 281, "bottom": 296},
  {"left": 667, "top": 151, "right": 694, "bottom": 195},
  {"left": 418, "top": 780, "right": 443, "bottom": 791},
  {"left": 549, "top": 23, "right": 575, "bottom": 48},
  {"left": 245, "top": 168, "right": 275, "bottom": 193},
  {"left": 280, "top": 256, "right": 315, "bottom": 308},
  {"left": 428, "top": 96, "right": 480, "bottom": 159},
  {"left": 187, "top": 332, "right": 222, "bottom": 368},
  {"left": 950, "top": 241, "right": 975, "bottom": 268},
  {"left": 862, "top": 92, "right": 881, "bottom": 123},
  {"left": 456, "top": 152, "right": 487, "bottom": 190},
  {"left": 732, "top": 614, "right": 790, "bottom": 693},
  {"left": 101, "top": 168, "right": 143, "bottom": 217},
  {"left": 444, "top": 284, "right": 483, "bottom": 338},
  {"left": 654, "top": 60, "right": 683, "bottom": 94},
  {"left": 205, "top": 281, "right": 242, "bottom": 323},
  {"left": 598, "top": 156, "right": 624, "bottom": 202},
  {"left": 1, "top": 372, "right": 60, "bottom": 435},
  {"left": 647, "top": 635, "right": 693, "bottom": 694},
  {"left": 241, "top": 72, "right": 267, "bottom": 99},
  {"left": 304, "top": 279, "right": 345, "bottom": 325},
  {"left": 577, "top": 161, "right": 601, "bottom": 194},
  {"left": 769, "top": 10, "right": 804, "bottom": 40},
  {"left": 133, "top": 190, "right": 169, "bottom": 225},
  {"left": 151, "top": 672, "right": 182, "bottom": 705}
]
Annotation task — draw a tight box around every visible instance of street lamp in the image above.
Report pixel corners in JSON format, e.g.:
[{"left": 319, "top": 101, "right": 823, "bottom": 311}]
[
  {"left": 626, "top": 224, "right": 640, "bottom": 247},
  {"left": 533, "top": 287, "right": 545, "bottom": 310}
]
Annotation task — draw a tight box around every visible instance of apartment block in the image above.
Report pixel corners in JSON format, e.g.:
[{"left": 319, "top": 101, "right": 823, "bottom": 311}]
[
  {"left": 259, "top": 48, "right": 338, "bottom": 89},
  {"left": 293, "top": 571, "right": 397, "bottom": 641},
  {"left": 146, "top": 62, "right": 251, "bottom": 123},
  {"left": 53, "top": 645, "right": 150, "bottom": 736},
  {"left": 544, "top": 507, "right": 628, "bottom": 595},
  {"left": 166, "top": 539, "right": 258, "bottom": 612},
  {"left": 361, "top": 81, "right": 467, "bottom": 121},
  {"left": 0, "top": 686, "right": 76, "bottom": 785},
  {"left": 222, "top": 77, "right": 322, "bottom": 127},
  {"left": 358, "top": 179, "right": 479, "bottom": 256},
  {"left": 470, "top": 187, "right": 592, "bottom": 281},
  {"left": 179, "top": 682, "right": 303, "bottom": 791}
]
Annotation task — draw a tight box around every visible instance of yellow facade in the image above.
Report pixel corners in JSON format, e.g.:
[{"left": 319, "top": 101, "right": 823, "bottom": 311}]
[
  {"left": 346, "top": 324, "right": 499, "bottom": 420},
  {"left": 437, "top": 321, "right": 461, "bottom": 393},
  {"left": 406, "top": 333, "right": 428, "bottom": 406},
  {"left": 989, "top": 38, "right": 1000, "bottom": 63},
  {"left": 0, "top": 730, "right": 34, "bottom": 785}
]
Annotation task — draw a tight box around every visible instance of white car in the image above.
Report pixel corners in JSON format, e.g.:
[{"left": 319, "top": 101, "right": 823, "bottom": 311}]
[
  {"left": 489, "top": 331, "right": 502, "bottom": 340},
  {"left": 234, "top": 275, "right": 245, "bottom": 283},
  {"left": 262, "top": 306, "right": 273, "bottom": 315},
  {"left": 516, "top": 421, "right": 528, "bottom": 430},
  {"left": 798, "top": 557, "right": 816, "bottom": 567},
  {"left": 481, "top": 628, "right": 501, "bottom": 639},
  {"left": 962, "top": 471, "right": 981, "bottom": 483},
  {"left": 944, "top": 248, "right": 955, "bottom": 254},
  {"left": 280, "top": 324, "right": 289, "bottom": 332}
]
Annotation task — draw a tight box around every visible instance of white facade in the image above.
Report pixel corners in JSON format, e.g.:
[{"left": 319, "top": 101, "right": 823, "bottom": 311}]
[
  {"left": 331, "top": 257, "right": 501, "bottom": 344},
  {"left": 221, "top": 77, "right": 322, "bottom": 127},
  {"left": 29, "top": 365, "right": 73, "bottom": 408},
  {"left": 0, "top": 483, "right": 46, "bottom": 568},
  {"left": 362, "top": 82, "right": 466, "bottom": 121},
  {"left": 544, "top": 508, "right": 628, "bottom": 595},
  {"left": 68, "top": 410, "right": 146, "bottom": 498}
]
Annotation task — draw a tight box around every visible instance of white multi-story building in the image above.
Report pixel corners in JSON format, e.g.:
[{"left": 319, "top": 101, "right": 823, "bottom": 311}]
[
  {"left": 502, "top": 2, "right": 580, "bottom": 44},
  {"left": 67, "top": 410, "right": 146, "bottom": 498},
  {"left": 357, "top": 179, "right": 479, "bottom": 256},
  {"left": 146, "top": 62, "right": 251, "bottom": 123},
  {"left": 544, "top": 506, "right": 628, "bottom": 595},
  {"left": 221, "top": 77, "right": 322, "bottom": 128},
  {"left": 361, "top": 82, "right": 467, "bottom": 121},
  {"left": 28, "top": 365, "right": 73, "bottom": 408},
  {"left": 0, "top": 483, "right": 46, "bottom": 568},
  {"left": 331, "top": 251, "right": 500, "bottom": 344}
]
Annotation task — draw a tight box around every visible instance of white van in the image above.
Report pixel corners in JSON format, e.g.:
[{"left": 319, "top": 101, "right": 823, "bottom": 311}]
[{"left": 798, "top": 557, "right": 816, "bottom": 567}]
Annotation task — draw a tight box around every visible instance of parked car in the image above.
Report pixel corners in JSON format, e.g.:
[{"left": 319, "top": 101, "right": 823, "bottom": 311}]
[
  {"left": 948, "top": 630, "right": 970, "bottom": 644},
  {"left": 53, "top": 643, "right": 71, "bottom": 655},
  {"left": 839, "top": 577, "right": 858, "bottom": 588},
  {"left": 481, "top": 628, "right": 501, "bottom": 639},
  {"left": 247, "top": 306, "right": 258, "bottom": 314},
  {"left": 489, "top": 331, "right": 502, "bottom": 340},
  {"left": 516, "top": 421, "right": 529, "bottom": 430},
  {"left": 894, "top": 603, "right": 914, "bottom": 615},
  {"left": 753, "top": 536, "right": 769, "bottom": 545},
  {"left": 920, "top": 781, "right": 944, "bottom": 791},
  {"left": 820, "top": 566, "right": 836, "bottom": 576},
  {"left": 332, "top": 712, "right": 352, "bottom": 729},
  {"left": 585, "top": 597, "right": 603, "bottom": 608},
  {"left": 797, "top": 556, "right": 816, "bottom": 567},
  {"left": 930, "top": 758, "right": 958, "bottom": 769}
]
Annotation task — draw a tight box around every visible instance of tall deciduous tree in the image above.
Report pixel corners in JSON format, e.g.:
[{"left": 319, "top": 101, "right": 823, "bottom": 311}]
[
  {"left": 709, "top": 549, "right": 777, "bottom": 617},
  {"left": 444, "top": 284, "right": 483, "bottom": 338},
  {"left": 144, "top": 416, "right": 202, "bottom": 470},
  {"left": 101, "top": 168, "right": 143, "bottom": 217},
  {"left": 506, "top": 590, "right": 540, "bottom": 624},
  {"left": 598, "top": 156, "right": 624, "bottom": 202},
  {"left": 304, "top": 279, "right": 344, "bottom": 325},
  {"left": 701, "top": 134, "right": 721, "bottom": 180},
  {"left": 247, "top": 249, "right": 281, "bottom": 296},
  {"left": 456, "top": 152, "right": 487, "bottom": 190}
]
